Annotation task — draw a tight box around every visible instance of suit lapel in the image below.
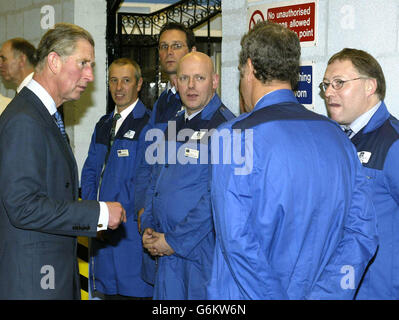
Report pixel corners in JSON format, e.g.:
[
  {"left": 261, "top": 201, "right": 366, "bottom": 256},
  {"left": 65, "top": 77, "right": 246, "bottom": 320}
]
[{"left": 23, "top": 89, "right": 79, "bottom": 198}]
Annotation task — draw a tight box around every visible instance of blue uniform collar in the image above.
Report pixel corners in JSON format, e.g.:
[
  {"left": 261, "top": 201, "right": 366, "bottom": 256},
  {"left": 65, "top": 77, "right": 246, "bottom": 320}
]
[
  {"left": 253, "top": 89, "right": 299, "bottom": 112},
  {"left": 200, "top": 93, "right": 222, "bottom": 120},
  {"left": 112, "top": 99, "right": 147, "bottom": 120},
  {"left": 178, "top": 93, "right": 222, "bottom": 120},
  {"left": 362, "top": 101, "right": 390, "bottom": 134},
  {"left": 131, "top": 99, "right": 147, "bottom": 118}
]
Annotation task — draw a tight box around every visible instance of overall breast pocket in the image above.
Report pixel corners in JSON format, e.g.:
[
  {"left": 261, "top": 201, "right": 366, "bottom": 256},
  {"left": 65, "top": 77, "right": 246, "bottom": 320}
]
[{"left": 363, "top": 166, "right": 377, "bottom": 181}]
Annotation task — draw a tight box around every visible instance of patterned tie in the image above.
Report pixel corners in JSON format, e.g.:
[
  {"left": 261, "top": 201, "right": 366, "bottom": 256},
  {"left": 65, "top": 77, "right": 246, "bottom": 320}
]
[
  {"left": 103, "top": 113, "right": 121, "bottom": 167},
  {"left": 109, "top": 113, "right": 121, "bottom": 148},
  {"left": 343, "top": 127, "right": 353, "bottom": 138},
  {"left": 53, "top": 110, "right": 68, "bottom": 142},
  {"left": 99, "top": 113, "right": 121, "bottom": 193}
]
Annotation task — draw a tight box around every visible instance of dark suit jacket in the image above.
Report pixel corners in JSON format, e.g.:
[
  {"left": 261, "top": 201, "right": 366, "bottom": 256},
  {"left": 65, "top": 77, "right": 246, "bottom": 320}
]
[{"left": 0, "top": 87, "right": 100, "bottom": 299}]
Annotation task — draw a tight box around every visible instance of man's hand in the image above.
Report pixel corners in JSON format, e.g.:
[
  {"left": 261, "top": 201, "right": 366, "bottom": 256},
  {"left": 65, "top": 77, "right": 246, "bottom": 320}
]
[
  {"left": 142, "top": 228, "right": 174, "bottom": 256},
  {"left": 137, "top": 208, "right": 144, "bottom": 234},
  {"left": 142, "top": 228, "right": 158, "bottom": 251},
  {"left": 106, "top": 201, "right": 126, "bottom": 230},
  {"left": 151, "top": 232, "right": 174, "bottom": 256}
]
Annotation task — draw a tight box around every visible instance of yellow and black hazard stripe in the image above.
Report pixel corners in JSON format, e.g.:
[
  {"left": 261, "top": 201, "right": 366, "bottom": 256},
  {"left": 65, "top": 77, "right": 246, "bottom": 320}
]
[{"left": 77, "top": 236, "right": 89, "bottom": 300}]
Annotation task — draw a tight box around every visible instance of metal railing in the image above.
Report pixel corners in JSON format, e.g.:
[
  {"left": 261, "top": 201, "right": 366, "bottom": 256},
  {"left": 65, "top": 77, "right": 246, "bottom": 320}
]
[{"left": 118, "top": 0, "right": 221, "bottom": 43}]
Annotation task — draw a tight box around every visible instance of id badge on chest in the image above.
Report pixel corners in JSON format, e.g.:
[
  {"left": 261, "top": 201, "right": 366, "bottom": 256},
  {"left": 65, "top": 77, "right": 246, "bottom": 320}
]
[
  {"left": 184, "top": 148, "right": 199, "bottom": 159},
  {"left": 117, "top": 149, "right": 129, "bottom": 157}
]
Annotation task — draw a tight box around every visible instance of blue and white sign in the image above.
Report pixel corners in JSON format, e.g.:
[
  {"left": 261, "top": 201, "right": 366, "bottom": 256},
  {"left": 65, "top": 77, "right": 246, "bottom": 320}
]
[{"left": 295, "top": 63, "right": 314, "bottom": 109}]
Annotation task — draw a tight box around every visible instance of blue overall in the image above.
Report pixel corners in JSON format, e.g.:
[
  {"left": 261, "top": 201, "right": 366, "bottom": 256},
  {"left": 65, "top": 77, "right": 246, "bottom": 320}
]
[
  {"left": 207, "top": 90, "right": 378, "bottom": 300},
  {"left": 135, "top": 88, "right": 183, "bottom": 285},
  {"left": 81, "top": 100, "right": 153, "bottom": 297},
  {"left": 351, "top": 102, "right": 399, "bottom": 300},
  {"left": 140, "top": 94, "right": 235, "bottom": 299}
]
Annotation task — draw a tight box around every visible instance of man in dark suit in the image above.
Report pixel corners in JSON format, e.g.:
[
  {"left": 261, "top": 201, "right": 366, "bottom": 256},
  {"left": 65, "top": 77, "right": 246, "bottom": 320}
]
[{"left": 0, "top": 23, "right": 126, "bottom": 300}]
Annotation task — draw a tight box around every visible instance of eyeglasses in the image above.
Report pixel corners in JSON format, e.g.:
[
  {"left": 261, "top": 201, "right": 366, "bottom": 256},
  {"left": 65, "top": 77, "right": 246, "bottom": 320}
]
[
  {"left": 159, "top": 42, "right": 186, "bottom": 51},
  {"left": 319, "top": 77, "right": 369, "bottom": 92}
]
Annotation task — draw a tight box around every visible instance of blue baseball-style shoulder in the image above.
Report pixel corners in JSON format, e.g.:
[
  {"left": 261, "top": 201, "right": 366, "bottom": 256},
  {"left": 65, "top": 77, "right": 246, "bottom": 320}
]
[
  {"left": 98, "top": 113, "right": 111, "bottom": 123},
  {"left": 232, "top": 102, "right": 336, "bottom": 130},
  {"left": 218, "top": 104, "right": 236, "bottom": 121},
  {"left": 206, "top": 104, "right": 235, "bottom": 131},
  {"left": 352, "top": 103, "right": 399, "bottom": 170},
  {"left": 357, "top": 118, "right": 399, "bottom": 170}
]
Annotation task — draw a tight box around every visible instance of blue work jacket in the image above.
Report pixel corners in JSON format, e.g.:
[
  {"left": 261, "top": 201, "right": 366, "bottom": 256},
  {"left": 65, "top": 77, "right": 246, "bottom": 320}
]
[
  {"left": 81, "top": 100, "right": 153, "bottom": 297},
  {"left": 134, "top": 88, "right": 182, "bottom": 212},
  {"left": 207, "top": 89, "right": 378, "bottom": 300},
  {"left": 140, "top": 93, "right": 235, "bottom": 299},
  {"left": 351, "top": 102, "right": 399, "bottom": 300},
  {"left": 135, "top": 88, "right": 183, "bottom": 285}
]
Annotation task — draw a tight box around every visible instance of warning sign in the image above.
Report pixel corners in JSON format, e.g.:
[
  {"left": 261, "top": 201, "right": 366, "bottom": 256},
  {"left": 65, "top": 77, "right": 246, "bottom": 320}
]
[
  {"left": 267, "top": 3, "right": 315, "bottom": 43},
  {"left": 249, "top": 10, "right": 265, "bottom": 30},
  {"left": 295, "top": 63, "right": 314, "bottom": 109},
  {"left": 248, "top": 0, "right": 317, "bottom": 47}
]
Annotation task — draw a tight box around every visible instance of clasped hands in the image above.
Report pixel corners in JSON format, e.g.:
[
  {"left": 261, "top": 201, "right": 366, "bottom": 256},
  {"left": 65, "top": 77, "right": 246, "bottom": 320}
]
[{"left": 142, "top": 228, "right": 175, "bottom": 257}]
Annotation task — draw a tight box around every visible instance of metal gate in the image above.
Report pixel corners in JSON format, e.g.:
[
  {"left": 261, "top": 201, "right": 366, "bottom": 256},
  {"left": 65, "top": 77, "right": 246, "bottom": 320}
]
[{"left": 106, "top": 0, "right": 222, "bottom": 113}]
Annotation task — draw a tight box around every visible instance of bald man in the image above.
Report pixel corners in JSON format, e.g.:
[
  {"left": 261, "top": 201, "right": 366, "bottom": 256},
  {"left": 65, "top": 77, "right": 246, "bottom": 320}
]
[{"left": 141, "top": 52, "right": 235, "bottom": 299}]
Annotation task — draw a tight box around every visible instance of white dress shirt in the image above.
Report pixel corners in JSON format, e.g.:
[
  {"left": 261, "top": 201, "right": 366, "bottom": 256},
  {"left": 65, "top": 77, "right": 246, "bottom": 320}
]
[
  {"left": 27, "top": 79, "right": 108, "bottom": 231},
  {"left": 184, "top": 108, "right": 203, "bottom": 122},
  {"left": 113, "top": 98, "right": 139, "bottom": 134},
  {"left": 341, "top": 101, "right": 381, "bottom": 139},
  {"left": 17, "top": 72, "right": 34, "bottom": 93},
  {"left": 183, "top": 93, "right": 217, "bottom": 121},
  {"left": 166, "top": 81, "right": 177, "bottom": 95}
]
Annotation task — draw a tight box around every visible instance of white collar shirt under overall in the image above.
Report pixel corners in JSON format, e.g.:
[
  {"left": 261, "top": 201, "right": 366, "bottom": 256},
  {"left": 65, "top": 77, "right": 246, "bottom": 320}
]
[{"left": 342, "top": 101, "right": 381, "bottom": 138}]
